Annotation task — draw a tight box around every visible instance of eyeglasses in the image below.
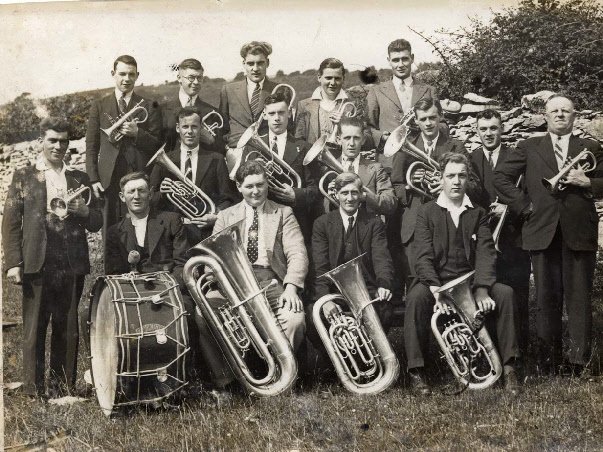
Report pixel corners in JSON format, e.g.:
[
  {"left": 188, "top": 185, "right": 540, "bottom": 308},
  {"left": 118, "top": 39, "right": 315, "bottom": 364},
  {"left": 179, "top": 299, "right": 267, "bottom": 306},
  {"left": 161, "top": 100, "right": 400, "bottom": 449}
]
[{"left": 183, "top": 75, "right": 203, "bottom": 83}]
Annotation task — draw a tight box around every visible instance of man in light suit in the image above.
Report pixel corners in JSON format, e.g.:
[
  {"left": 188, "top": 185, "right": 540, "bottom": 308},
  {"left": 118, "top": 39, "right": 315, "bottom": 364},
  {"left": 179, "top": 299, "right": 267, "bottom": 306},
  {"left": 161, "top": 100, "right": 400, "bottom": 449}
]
[
  {"left": 85, "top": 54, "right": 162, "bottom": 238},
  {"left": 196, "top": 160, "right": 308, "bottom": 389},
  {"left": 495, "top": 95, "right": 603, "bottom": 376},
  {"left": 161, "top": 58, "right": 225, "bottom": 155}
]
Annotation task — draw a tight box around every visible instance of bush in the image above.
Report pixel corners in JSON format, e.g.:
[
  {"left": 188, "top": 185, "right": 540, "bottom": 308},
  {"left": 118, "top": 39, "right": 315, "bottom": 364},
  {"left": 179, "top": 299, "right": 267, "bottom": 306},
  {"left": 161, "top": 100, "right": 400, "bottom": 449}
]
[
  {"left": 0, "top": 93, "right": 40, "bottom": 143},
  {"left": 42, "top": 93, "right": 94, "bottom": 140}
]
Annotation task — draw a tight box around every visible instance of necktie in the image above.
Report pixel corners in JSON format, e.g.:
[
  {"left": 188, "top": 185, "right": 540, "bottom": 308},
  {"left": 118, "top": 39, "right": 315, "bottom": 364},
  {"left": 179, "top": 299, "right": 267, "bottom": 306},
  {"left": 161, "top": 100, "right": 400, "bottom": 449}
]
[
  {"left": 346, "top": 158, "right": 355, "bottom": 173},
  {"left": 271, "top": 136, "right": 279, "bottom": 157},
  {"left": 250, "top": 83, "right": 261, "bottom": 119},
  {"left": 118, "top": 93, "right": 127, "bottom": 115},
  {"left": 184, "top": 150, "right": 192, "bottom": 181},
  {"left": 247, "top": 207, "right": 259, "bottom": 263},
  {"left": 554, "top": 136, "right": 565, "bottom": 170},
  {"left": 399, "top": 83, "right": 406, "bottom": 93},
  {"left": 186, "top": 96, "right": 193, "bottom": 107},
  {"left": 346, "top": 216, "right": 354, "bottom": 240},
  {"left": 486, "top": 150, "right": 495, "bottom": 169},
  {"left": 426, "top": 140, "right": 434, "bottom": 157}
]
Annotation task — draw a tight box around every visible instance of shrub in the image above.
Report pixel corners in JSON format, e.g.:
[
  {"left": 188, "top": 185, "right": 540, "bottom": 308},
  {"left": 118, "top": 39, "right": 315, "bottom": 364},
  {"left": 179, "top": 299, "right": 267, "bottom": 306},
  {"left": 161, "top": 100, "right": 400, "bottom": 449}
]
[
  {"left": 42, "top": 93, "right": 94, "bottom": 139},
  {"left": 0, "top": 93, "right": 40, "bottom": 143}
]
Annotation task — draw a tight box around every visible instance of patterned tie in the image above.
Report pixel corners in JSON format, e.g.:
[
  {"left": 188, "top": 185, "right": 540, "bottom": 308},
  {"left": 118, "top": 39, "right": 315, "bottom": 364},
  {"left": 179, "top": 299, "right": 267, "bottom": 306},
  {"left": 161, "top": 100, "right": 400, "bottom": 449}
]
[
  {"left": 486, "top": 150, "right": 495, "bottom": 169},
  {"left": 250, "top": 83, "right": 261, "bottom": 119},
  {"left": 426, "top": 140, "right": 434, "bottom": 157},
  {"left": 247, "top": 207, "right": 259, "bottom": 263},
  {"left": 118, "top": 93, "right": 127, "bottom": 115},
  {"left": 554, "top": 135, "right": 565, "bottom": 170},
  {"left": 186, "top": 96, "right": 194, "bottom": 107},
  {"left": 271, "top": 136, "right": 279, "bottom": 157},
  {"left": 184, "top": 150, "right": 193, "bottom": 181}
]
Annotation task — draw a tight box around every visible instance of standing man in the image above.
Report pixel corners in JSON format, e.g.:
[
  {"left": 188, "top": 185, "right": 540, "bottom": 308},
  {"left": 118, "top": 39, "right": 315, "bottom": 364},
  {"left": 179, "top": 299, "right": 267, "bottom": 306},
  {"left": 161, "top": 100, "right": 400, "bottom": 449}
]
[
  {"left": 2, "top": 117, "right": 103, "bottom": 398},
  {"left": 470, "top": 109, "right": 531, "bottom": 358},
  {"left": 161, "top": 58, "right": 225, "bottom": 155},
  {"left": 495, "top": 95, "right": 603, "bottom": 376},
  {"left": 86, "top": 55, "right": 162, "bottom": 238}
]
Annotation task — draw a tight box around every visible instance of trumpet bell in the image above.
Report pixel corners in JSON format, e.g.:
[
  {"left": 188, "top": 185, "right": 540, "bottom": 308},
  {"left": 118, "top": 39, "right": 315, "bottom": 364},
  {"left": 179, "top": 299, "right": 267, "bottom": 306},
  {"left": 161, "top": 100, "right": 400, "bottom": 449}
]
[{"left": 383, "top": 124, "right": 408, "bottom": 158}]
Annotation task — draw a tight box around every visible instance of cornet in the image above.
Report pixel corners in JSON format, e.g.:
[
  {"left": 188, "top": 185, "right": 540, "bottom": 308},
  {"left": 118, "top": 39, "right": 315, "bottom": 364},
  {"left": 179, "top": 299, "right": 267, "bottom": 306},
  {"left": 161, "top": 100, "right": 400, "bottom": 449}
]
[
  {"left": 542, "top": 149, "right": 596, "bottom": 193},
  {"left": 202, "top": 110, "right": 224, "bottom": 137},
  {"left": 49, "top": 185, "right": 92, "bottom": 220},
  {"left": 101, "top": 99, "right": 149, "bottom": 143}
]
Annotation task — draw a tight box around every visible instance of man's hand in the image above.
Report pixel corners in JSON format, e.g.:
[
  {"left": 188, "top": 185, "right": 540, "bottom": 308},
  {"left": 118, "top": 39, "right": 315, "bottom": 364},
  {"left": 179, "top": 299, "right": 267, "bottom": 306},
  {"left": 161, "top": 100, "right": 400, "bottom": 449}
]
[
  {"left": 188, "top": 213, "right": 218, "bottom": 228},
  {"left": 67, "top": 195, "right": 89, "bottom": 218},
  {"left": 474, "top": 287, "right": 496, "bottom": 313},
  {"left": 376, "top": 287, "right": 392, "bottom": 301},
  {"left": 489, "top": 200, "right": 506, "bottom": 218},
  {"left": 431, "top": 286, "right": 456, "bottom": 316},
  {"left": 278, "top": 284, "right": 303, "bottom": 313},
  {"left": 119, "top": 120, "right": 138, "bottom": 138},
  {"left": 270, "top": 186, "right": 296, "bottom": 204},
  {"left": 91, "top": 182, "right": 104, "bottom": 199},
  {"left": 322, "top": 300, "right": 342, "bottom": 322},
  {"left": 7, "top": 266, "right": 23, "bottom": 285},
  {"left": 563, "top": 167, "right": 591, "bottom": 188}
]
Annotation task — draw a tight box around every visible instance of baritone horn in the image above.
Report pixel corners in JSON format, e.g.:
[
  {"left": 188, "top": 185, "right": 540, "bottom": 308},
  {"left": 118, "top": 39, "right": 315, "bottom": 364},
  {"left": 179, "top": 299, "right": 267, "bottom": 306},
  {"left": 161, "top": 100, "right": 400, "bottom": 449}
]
[
  {"left": 101, "top": 99, "right": 149, "bottom": 143},
  {"left": 49, "top": 185, "right": 92, "bottom": 220},
  {"left": 431, "top": 271, "right": 503, "bottom": 390},
  {"left": 313, "top": 255, "right": 400, "bottom": 394},
  {"left": 146, "top": 144, "right": 217, "bottom": 221},
  {"left": 542, "top": 148, "right": 596, "bottom": 193},
  {"left": 202, "top": 110, "right": 224, "bottom": 137},
  {"left": 183, "top": 220, "right": 298, "bottom": 396}
]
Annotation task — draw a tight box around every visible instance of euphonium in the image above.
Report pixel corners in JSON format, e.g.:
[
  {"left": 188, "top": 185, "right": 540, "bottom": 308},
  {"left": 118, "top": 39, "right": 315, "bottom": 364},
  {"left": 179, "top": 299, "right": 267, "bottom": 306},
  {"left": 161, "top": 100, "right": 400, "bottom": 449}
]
[
  {"left": 202, "top": 110, "right": 224, "bottom": 137},
  {"left": 49, "top": 185, "right": 92, "bottom": 220},
  {"left": 542, "top": 148, "right": 596, "bottom": 193},
  {"left": 183, "top": 220, "right": 298, "bottom": 396},
  {"left": 147, "top": 145, "right": 217, "bottom": 221},
  {"left": 313, "top": 255, "right": 400, "bottom": 394},
  {"left": 431, "top": 271, "right": 503, "bottom": 390},
  {"left": 101, "top": 99, "right": 149, "bottom": 143}
]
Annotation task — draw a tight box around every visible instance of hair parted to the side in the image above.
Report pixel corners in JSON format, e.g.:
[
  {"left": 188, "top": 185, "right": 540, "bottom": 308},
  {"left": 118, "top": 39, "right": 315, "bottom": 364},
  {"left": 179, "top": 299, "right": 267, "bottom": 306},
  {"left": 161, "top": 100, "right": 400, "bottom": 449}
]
[
  {"left": 439, "top": 152, "right": 470, "bottom": 173},
  {"left": 235, "top": 160, "right": 267, "bottom": 184},
  {"left": 177, "top": 106, "right": 202, "bottom": 122},
  {"left": 240, "top": 41, "right": 272, "bottom": 59},
  {"left": 334, "top": 172, "right": 363, "bottom": 192},
  {"left": 414, "top": 97, "right": 443, "bottom": 116},
  {"left": 318, "top": 58, "right": 346, "bottom": 77},
  {"left": 39, "top": 117, "right": 70, "bottom": 137},
  {"left": 119, "top": 171, "right": 150, "bottom": 191},
  {"left": 263, "top": 92, "right": 289, "bottom": 108},
  {"left": 179, "top": 58, "right": 204, "bottom": 72},
  {"left": 387, "top": 39, "right": 412, "bottom": 55},
  {"left": 476, "top": 108, "right": 502, "bottom": 122},
  {"left": 113, "top": 55, "right": 138, "bottom": 71},
  {"left": 339, "top": 116, "right": 365, "bottom": 133}
]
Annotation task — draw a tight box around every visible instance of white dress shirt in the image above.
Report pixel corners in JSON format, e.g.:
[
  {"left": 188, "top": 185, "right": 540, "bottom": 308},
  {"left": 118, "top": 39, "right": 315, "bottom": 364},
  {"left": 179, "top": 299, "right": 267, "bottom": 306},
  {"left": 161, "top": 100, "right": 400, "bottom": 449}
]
[
  {"left": 483, "top": 144, "right": 501, "bottom": 168},
  {"left": 36, "top": 156, "right": 69, "bottom": 211},
  {"left": 392, "top": 76, "right": 414, "bottom": 113},
  {"left": 130, "top": 215, "right": 149, "bottom": 247},
  {"left": 179, "top": 143, "right": 200, "bottom": 184},
  {"left": 244, "top": 201, "right": 269, "bottom": 266},
  {"left": 178, "top": 88, "right": 198, "bottom": 108},
  {"left": 268, "top": 131, "right": 288, "bottom": 160},
  {"left": 422, "top": 133, "right": 440, "bottom": 157},
  {"left": 339, "top": 208, "right": 359, "bottom": 232},
  {"left": 341, "top": 155, "right": 360, "bottom": 174},
  {"left": 436, "top": 192, "right": 473, "bottom": 228},
  {"left": 114, "top": 89, "right": 133, "bottom": 107},
  {"left": 247, "top": 78, "right": 265, "bottom": 103},
  {"left": 550, "top": 132, "right": 572, "bottom": 168},
  {"left": 310, "top": 86, "right": 349, "bottom": 113}
]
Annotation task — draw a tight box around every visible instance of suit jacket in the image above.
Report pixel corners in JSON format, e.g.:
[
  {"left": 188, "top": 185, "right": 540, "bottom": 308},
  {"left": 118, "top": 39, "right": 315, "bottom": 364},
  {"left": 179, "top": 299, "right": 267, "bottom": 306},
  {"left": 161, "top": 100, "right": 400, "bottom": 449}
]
[
  {"left": 218, "top": 78, "right": 277, "bottom": 148},
  {"left": 85, "top": 92, "right": 162, "bottom": 188},
  {"left": 161, "top": 95, "right": 225, "bottom": 155},
  {"left": 105, "top": 210, "right": 189, "bottom": 284},
  {"left": 414, "top": 201, "right": 496, "bottom": 289},
  {"left": 312, "top": 209, "right": 394, "bottom": 300},
  {"left": 213, "top": 199, "right": 309, "bottom": 288},
  {"left": 494, "top": 134, "right": 603, "bottom": 251},
  {"left": 2, "top": 165, "right": 103, "bottom": 274}
]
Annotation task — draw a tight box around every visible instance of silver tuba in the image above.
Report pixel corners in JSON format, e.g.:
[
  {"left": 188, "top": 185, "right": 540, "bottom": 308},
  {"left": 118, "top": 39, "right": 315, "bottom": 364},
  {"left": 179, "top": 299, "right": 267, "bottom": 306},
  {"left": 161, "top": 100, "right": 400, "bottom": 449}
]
[
  {"left": 183, "top": 220, "right": 298, "bottom": 396},
  {"left": 147, "top": 144, "right": 217, "bottom": 221},
  {"left": 49, "top": 185, "right": 92, "bottom": 220},
  {"left": 542, "top": 148, "right": 596, "bottom": 193},
  {"left": 313, "top": 255, "right": 400, "bottom": 394},
  {"left": 102, "top": 99, "right": 149, "bottom": 143},
  {"left": 431, "top": 271, "right": 503, "bottom": 390}
]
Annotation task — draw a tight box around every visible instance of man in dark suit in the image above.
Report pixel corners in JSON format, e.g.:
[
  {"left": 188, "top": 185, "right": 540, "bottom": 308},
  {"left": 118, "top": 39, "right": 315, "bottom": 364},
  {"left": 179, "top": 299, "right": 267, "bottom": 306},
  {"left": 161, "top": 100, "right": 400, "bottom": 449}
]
[
  {"left": 470, "top": 109, "right": 531, "bottom": 358},
  {"left": 405, "top": 152, "right": 520, "bottom": 395},
  {"left": 494, "top": 95, "right": 603, "bottom": 376},
  {"left": 150, "top": 107, "right": 239, "bottom": 244},
  {"left": 161, "top": 58, "right": 225, "bottom": 155},
  {"left": 2, "top": 117, "right": 103, "bottom": 398},
  {"left": 85, "top": 54, "right": 162, "bottom": 239}
]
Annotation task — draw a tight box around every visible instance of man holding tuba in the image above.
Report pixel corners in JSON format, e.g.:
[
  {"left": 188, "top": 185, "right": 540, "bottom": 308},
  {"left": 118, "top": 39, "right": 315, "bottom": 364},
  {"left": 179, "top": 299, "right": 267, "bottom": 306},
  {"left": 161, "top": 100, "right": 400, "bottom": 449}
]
[
  {"left": 494, "top": 95, "right": 603, "bottom": 377},
  {"left": 405, "top": 152, "right": 520, "bottom": 395}
]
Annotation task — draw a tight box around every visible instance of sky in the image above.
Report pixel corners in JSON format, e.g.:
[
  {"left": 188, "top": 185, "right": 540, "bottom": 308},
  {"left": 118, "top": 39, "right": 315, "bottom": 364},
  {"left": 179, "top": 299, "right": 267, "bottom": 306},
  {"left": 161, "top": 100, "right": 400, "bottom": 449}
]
[{"left": 0, "top": 0, "right": 521, "bottom": 104}]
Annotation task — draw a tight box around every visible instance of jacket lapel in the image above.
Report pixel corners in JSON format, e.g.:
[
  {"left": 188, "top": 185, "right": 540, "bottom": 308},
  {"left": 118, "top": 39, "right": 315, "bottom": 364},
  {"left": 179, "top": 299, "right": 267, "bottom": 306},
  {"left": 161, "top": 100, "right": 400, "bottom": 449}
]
[
  {"left": 411, "top": 83, "right": 429, "bottom": 107},
  {"left": 536, "top": 135, "right": 560, "bottom": 174},
  {"left": 146, "top": 212, "right": 165, "bottom": 256},
  {"left": 358, "top": 159, "right": 375, "bottom": 188},
  {"left": 308, "top": 100, "right": 321, "bottom": 140},
  {"left": 196, "top": 151, "right": 212, "bottom": 184},
  {"left": 434, "top": 205, "right": 449, "bottom": 266},
  {"left": 103, "top": 93, "right": 120, "bottom": 124},
  {"left": 568, "top": 135, "right": 584, "bottom": 159},
  {"left": 234, "top": 81, "right": 253, "bottom": 118},
  {"left": 328, "top": 211, "right": 344, "bottom": 269},
  {"left": 119, "top": 217, "right": 138, "bottom": 254},
  {"left": 356, "top": 211, "right": 371, "bottom": 245},
  {"left": 283, "top": 136, "right": 300, "bottom": 164},
  {"left": 263, "top": 199, "right": 279, "bottom": 253},
  {"left": 460, "top": 208, "right": 480, "bottom": 261},
  {"left": 380, "top": 80, "right": 402, "bottom": 111}
]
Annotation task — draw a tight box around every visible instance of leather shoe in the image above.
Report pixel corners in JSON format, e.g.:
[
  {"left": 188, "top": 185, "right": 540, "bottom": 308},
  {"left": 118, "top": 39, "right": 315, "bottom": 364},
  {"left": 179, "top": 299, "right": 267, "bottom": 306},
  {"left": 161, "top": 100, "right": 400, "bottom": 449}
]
[
  {"left": 408, "top": 368, "right": 431, "bottom": 396},
  {"left": 504, "top": 365, "right": 521, "bottom": 396}
]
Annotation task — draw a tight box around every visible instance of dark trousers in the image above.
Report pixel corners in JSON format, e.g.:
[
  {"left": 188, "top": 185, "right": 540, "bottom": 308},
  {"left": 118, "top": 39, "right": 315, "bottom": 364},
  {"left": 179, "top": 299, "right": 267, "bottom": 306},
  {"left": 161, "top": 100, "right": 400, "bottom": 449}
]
[
  {"left": 22, "top": 271, "right": 85, "bottom": 395},
  {"left": 404, "top": 281, "right": 519, "bottom": 370},
  {"left": 530, "top": 228, "right": 596, "bottom": 366}
]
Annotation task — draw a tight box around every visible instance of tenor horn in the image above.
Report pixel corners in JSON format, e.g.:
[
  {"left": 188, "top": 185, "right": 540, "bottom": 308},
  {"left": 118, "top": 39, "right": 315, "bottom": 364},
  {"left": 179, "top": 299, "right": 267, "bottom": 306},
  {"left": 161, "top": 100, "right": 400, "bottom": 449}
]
[
  {"left": 101, "top": 99, "right": 149, "bottom": 143},
  {"left": 313, "top": 255, "right": 400, "bottom": 394},
  {"left": 542, "top": 148, "right": 596, "bottom": 193},
  {"left": 431, "top": 271, "right": 503, "bottom": 390},
  {"left": 49, "top": 185, "right": 92, "bottom": 220},
  {"left": 183, "top": 220, "right": 298, "bottom": 396}
]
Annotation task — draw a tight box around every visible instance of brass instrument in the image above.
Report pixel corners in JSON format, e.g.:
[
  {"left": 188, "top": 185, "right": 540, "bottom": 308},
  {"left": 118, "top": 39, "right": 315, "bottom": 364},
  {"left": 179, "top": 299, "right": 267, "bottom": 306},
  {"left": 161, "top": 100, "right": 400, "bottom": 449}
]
[
  {"left": 101, "top": 99, "right": 149, "bottom": 143},
  {"left": 202, "top": 110, "right": 224, "bottom": 137},
  {"left": 383, "top": 109, "right": 415, "bottom": 158},
  {"left": 183, "top": 220, "right": 298, "bottom": 396},
  {"left": 147, "top": 145, "right": 217, "bottom": 221},
  {"left": 313, "top": 255, "right": 400, "bottom": 394},
  {"left": 491, "top": 174, "right": 523, "bottom": 252},
  {"left": 542, "top": 148, "right": 596, "bottom": 193},
  {"left": 49, "top": 185, "right": 91, "bottom": 220},
  {"left": 431, "top": 271, "right": 503, "bottom": 390}
]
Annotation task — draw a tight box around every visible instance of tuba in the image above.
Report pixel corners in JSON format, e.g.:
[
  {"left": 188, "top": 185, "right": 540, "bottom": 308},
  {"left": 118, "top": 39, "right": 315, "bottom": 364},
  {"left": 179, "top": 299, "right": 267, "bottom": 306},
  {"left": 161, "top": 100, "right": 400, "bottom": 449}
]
[
  {"left": 431, "top": 271, "right": 503, "bottom": 390},
  {"left": 49, "top": 185, "right": 92, "bottom": 220},
  {"left": 542, "top": 148, "right": 596, "bottom": 193},
  {"left": 183, "top": 220, "right": 298, "bottom": 396},
  {"left": 147, "top": 144, "right": 217, "bottom": 221},
  {"left": 313, "top": 255, "right": 400, "bottom": 394},
  {"left": 102, "top": 99, "right": 149, "bottom": 143}
]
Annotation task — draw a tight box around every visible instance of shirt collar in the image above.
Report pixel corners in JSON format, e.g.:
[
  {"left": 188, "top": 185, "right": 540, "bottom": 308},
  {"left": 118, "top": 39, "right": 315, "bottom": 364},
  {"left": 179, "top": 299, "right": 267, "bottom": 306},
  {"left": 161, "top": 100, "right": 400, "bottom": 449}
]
[
  {"left": 180, "top": 143, "right": 200, "bottom": 155},
  {"left": 245, "top": 201, "right": 265, "bottom": 214},
  {"left": 115, "top": 89, "right": 133, "bottom": 104},
  {"left": 130, "top": 214, "right": 149, "bottom": 226},
  {"left": 247, "top": 78, "right": 265, "bottom": 90},
  {"left": 268, "top": 130, "right": 287, "bottom": 146},
  {"left": 35, "top": 155, "right": 71, "bottom": 173},
  {"left": 178, "top": 88, "right": 198, "bottom": 107},
  {"left": 550, "top": 131, "right": 572, "bottom": 143},
  {"left": 484, "top": 144, "right": 501, "bottom": 156},
  {"left": 436, "top": 192, "right": 473, "bottom": 211},
  {"left": 422, "top": 133, "right": 439, "bottom": 146},
  {"left": 310, "top": 86, "right": 348, "bottom": 101},
  {"left": 392, "top": 75, "right": 414, "bottom": 89},
  {"left": 341, "top": 154, "right": 360, "bottom": 164},
  {"left": 339, "top": 207, "right": 359, "bottom": 225}
]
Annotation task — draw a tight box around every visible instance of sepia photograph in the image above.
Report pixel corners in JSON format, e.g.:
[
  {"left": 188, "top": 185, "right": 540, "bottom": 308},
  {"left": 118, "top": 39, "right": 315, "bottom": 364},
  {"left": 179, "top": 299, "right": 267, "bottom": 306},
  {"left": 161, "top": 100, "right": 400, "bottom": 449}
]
[{"left": 1, "top": 0, "right": 602, "bottom": 450}]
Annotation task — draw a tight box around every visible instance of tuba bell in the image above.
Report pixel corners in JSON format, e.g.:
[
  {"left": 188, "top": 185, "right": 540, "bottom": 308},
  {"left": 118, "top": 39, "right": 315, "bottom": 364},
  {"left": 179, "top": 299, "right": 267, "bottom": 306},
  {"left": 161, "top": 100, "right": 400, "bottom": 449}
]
[
  {"left": 183, "top": 220, "right": 298, "bottom": 396},
  {"left": 101, "top": 99, "right": 149, "bottom": 143},
  {"left": 431, "top": 271, "right": 503, "bottom": 390},
  {"left": 313, "top": 255, "right": 400, "bottom": 394}
]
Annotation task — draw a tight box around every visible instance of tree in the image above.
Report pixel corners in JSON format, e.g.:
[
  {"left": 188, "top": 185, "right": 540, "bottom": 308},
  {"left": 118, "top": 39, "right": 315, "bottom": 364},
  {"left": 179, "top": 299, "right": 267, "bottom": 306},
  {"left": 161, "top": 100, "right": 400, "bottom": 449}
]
[{"left": 0, "top": 93, "right": 39, "bottom": 143}]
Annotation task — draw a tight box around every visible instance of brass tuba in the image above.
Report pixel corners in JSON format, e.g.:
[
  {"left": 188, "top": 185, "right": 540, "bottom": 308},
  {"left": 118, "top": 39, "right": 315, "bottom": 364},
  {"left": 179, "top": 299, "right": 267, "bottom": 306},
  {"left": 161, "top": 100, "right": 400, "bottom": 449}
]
[
  {"left": 102, "top": 99, "right": 149, "bottom": 143},
  {"left": 147, "top": 144, "right": 217, "bottom": 221},
  {"left": 431, "top": 271, "right": 503, "bottom": 390},
  {"left": 542, "top": 148, "right": 596, "bottom": 193},
  {"left": 313, "top": 255, "right": 400, "bottom": 394},
  {"left": 183, "top": 220, "right": 298, "bottom": 396}
]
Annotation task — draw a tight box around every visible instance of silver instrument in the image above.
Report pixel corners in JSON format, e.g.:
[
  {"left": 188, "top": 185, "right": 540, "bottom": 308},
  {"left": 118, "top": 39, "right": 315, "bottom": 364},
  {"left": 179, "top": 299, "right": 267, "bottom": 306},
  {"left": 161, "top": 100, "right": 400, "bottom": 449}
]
[
  {"left": 102, "top": 99, "right": 149, "bottom": 143},
  {"left": 542, "top": 148, "right": 596, "bottom": 193},
  {"left": 202, "top": 110, "right": 224, "bottom": 137},
  {"left": 49, "top": 185, "right": 91, "bottom": 220}
]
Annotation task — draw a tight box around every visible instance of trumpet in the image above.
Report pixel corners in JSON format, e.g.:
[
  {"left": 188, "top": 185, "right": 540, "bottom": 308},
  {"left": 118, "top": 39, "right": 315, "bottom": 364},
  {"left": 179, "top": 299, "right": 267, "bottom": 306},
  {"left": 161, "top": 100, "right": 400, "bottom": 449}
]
[
  {"left": 101, "top": 99, "right": 149, "bottom": 143},
  {"left": 49, "top": 185, "right": 92, "bottom": 220},
  {"left": 491, "top": 174, "right": 523, "bottom": 252},
  {"left": 202, "top": 110, "right": 224, "bottom": 137},
  {"left": 542, "top": 149, "right": 596, "bottom": 193},
  {"left": 431, "top": 271, "right": 503, "bottom": 390},
  {"left": 313, "top": 255, "right": 400, "bottom": 394},
  {"left": 147, "top": 145, "right": 217, "bottom": 221}
]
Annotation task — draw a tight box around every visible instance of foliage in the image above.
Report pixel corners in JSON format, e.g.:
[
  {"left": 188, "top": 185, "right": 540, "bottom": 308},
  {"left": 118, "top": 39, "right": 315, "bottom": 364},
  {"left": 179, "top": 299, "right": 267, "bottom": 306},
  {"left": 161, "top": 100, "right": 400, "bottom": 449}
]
[
  {"left": 42, "top": 93, "right": 95, "bottom": 140},
  {"left": 429, "top": 0, "right": 603, "bottom": 108},
  {"left": 0, "top": 93, "right": 40, "bottom": 143}
]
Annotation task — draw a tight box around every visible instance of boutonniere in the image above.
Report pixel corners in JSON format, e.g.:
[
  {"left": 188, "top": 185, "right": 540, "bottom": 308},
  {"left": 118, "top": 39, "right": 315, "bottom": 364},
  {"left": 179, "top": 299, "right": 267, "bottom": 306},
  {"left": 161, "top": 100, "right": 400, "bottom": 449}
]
[
  {"left": 296, "top": 146, "right": 301, "bottom": 154},
  {"left": 471, "top": 233, "right": 477, "bottom": 241}
]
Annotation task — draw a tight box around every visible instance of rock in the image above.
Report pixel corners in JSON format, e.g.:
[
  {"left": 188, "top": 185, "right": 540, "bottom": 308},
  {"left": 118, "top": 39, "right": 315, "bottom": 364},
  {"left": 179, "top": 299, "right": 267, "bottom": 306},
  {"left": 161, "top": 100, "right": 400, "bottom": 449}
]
[
  {"left": 521, "top": 115, "right": 546, "bottom": 129},
  {"left": 502, "top": 117, "right": 525, "bottom": 133},
  {"left": 441, "top": 99, "right": 462, "bottom": 113},
  {"left": 463, "top": 93, "right": 497, "bottom": 104},
  {"left": 521, "top": 90, "right": 556, "bottom": 112},
  {"left": 501, "top": 107, "right": 523, "bottom": 121},
  {"left": 460, "top": 103, "right": 501, "bottom": 114}
]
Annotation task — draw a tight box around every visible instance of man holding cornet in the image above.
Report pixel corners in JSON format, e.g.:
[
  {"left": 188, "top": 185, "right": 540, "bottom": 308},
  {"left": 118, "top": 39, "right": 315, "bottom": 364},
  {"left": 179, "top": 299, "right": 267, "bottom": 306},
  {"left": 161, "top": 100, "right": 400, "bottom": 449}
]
[
  {"left": 494, "top": 95, "right": 603, "bottom": 377},
  {"left": 2, "top": 117, "right": 102, "bottom": 398}
]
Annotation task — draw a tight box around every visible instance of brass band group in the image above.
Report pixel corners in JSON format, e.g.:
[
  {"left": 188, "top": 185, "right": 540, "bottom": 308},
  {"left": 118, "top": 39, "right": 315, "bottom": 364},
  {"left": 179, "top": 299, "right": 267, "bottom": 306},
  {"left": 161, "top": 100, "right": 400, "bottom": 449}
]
[{"left": 3, "top": 38, "right": 601, "bottom": 413}]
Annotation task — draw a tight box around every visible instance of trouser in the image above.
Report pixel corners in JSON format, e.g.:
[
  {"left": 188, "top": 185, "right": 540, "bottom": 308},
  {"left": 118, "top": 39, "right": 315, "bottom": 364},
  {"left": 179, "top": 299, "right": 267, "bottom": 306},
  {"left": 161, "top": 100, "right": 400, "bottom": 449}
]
[
  {"left": 22, "top": 271, "right": 85, "bottom": 396},
  {"left": 530, "top": 228, "right": 595, "bottom": 366},
  {"left": 404, "top": 281, "right": 519, "bottom": 370}
]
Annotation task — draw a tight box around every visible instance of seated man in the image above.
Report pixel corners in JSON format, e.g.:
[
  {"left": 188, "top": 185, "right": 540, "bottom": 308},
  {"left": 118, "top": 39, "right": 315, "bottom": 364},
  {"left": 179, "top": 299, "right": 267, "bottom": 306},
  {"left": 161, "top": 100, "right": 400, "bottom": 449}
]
[
  {"left": 196, "top": 160, "right": 308, "bottom": 389},
  {"left": 404, "top": 152, "right": 520, "bottom": 395}
]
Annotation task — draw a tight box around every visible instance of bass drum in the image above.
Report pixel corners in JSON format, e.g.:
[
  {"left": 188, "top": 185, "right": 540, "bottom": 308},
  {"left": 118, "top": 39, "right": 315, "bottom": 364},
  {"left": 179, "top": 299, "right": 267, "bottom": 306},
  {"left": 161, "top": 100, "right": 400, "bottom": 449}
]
[{"left": 88, "top": 271, "right": 189, "bottom": 416}]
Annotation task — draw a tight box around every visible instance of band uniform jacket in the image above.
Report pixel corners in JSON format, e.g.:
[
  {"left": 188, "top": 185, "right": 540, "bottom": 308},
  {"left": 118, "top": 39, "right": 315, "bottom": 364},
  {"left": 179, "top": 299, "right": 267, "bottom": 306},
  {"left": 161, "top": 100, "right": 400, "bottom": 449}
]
[
  {"left": 312, "top": 209, "right": 394, "bottom": 301},
  {"left": 213, "top": 199, "right": 309, "bottom": 289},
  {"left": 85, "top": 92, "right": 162, "bottom": 188},
  {"left": 494, "top": 134, "right": 603, "bottom": 251},
  {"left": 414, "top": 200, "right": 497, "bottom": 290},
  {"left": 161, "top": 94, "right": 225, "bottom": 155},
  {"left": 218, "top": 78, "right": 276, "bottom": 148},
  {"left": 104, "top": 210, "right": 189, "bottom": 283},
  {"left": 2, "top": 165, "right": 103, "bottom": 274}
]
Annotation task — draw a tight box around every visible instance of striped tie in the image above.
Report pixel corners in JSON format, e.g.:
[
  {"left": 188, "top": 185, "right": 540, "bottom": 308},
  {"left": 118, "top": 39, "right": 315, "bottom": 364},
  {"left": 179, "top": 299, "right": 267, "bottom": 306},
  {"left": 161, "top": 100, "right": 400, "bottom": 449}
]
[
  {"left": 553, "top": 136, "right": 565, "bottom": 170},
  {"left": 247, "top": 207, "right": 259, "bottom": 263},
  {"left": 250, "top": 83, "right": 261, "bottom": 119},
  {"left": 271, "top": 136, "right": 278, "bottom": 157},
  {"left": 118, "top": 93, "right": 127, "bottom": 115},
  {"left": 486, "top": 150, "right": 495, "bottom": 169},
  {"left": 184, "top": 150, "right": 192, "bottom": 181},
  {"left": 186, "top": 96, "right": 193, "bottom": 107}
]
